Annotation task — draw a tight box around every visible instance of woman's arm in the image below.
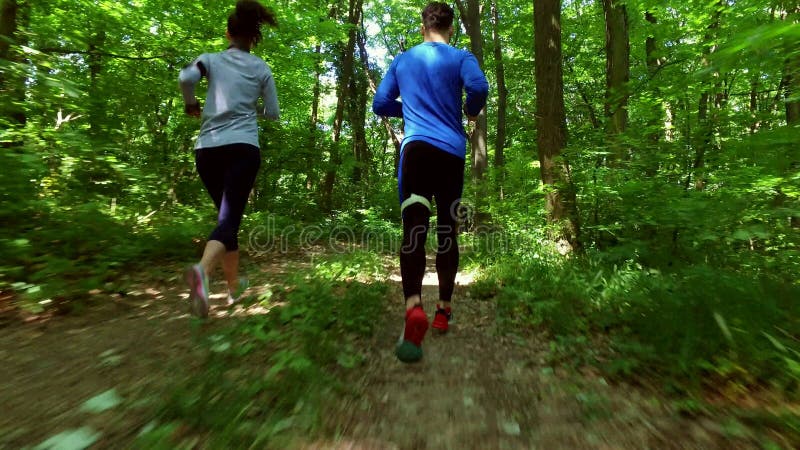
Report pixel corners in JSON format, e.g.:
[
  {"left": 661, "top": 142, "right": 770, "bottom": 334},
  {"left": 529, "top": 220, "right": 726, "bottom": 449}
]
[
  {"left": 179, "top": 56, "right": 208, "bottom": 116},
  {"left": 260, "top": 66, "right": 280, "bottom": 120}
]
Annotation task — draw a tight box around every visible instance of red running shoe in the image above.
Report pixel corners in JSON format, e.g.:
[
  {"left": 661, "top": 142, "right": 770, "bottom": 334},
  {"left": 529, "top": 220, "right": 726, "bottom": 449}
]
[
  {"left": 432, "top": 305, "right": 451, "bottom": 333},
  {"left": 403, "top": 305, "right": 429, "bottom": 347}
]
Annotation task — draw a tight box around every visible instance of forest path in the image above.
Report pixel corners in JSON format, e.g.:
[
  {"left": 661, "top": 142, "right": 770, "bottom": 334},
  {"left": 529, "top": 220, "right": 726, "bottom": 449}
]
[
  {"left": 313, "top": 257, "right": 757, "bottom": 450},
  {"left": 0, "top": 253, "right": 762, "bottom": 449},
  {"left": 0, "top": 255, "right": 307, "bottom": 449}
]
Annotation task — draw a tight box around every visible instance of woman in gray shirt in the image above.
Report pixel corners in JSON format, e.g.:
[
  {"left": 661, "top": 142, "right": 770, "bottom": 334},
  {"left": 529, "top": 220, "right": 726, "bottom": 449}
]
[{"left": 180, "top": 0, "right": 279, "bottom": 318}]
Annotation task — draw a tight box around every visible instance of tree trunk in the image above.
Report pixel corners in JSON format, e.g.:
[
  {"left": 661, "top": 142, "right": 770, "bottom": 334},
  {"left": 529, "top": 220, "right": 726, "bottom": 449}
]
[
  {"left": 307, "top": 44, "right": 323, "bottom": 191},
  {"left": 357, "top": 33, "right": 401, "bottom": 147},
  {"left": 602, "top": 0, "right": 630, "bottom": 160},
  {"left": 534, "top": 0, "right": 580, "bottom": 250},
  {"left": 694, "top": 92, "right": 710, "bottom": 190},
  {"left": 88, "top": 28, "right": 107, "bottom": 137},
  {"left": 0, "top": 0, "right": 26, "bottom": 128},
  {"left": 783, "top": 3, "right": 800, "bottom": 227},
  {"left": 786, "top": 34, "right": 800, "bottom": 125},
  {"left": 749, "top": 75, "right": 760, "bottom": 134},
  {"left": 787, "top": 67, "right": 800, "bottom": 124},
  {"left": 643, "top": 10, "right": 663, "bottom": 174},
  {"left": 321, "top": 0, "right": 363, "bottom": 212},
  {"left": 693, "top": 1, "right": 723, "bottom": 191},
  {"left": 456, "top": 0, "right": 488, "bottom": 180},
  {"left": 644, "top": 11, "right": 662, "bottom": 144},
  {"left": 490, "top": 0, "right": 507, "bottom": 168},
  {"left": 349, "top": 35, "right": 369, "bottom": 188},
  {"left": 0, "top": 0, "right": 16, "bottom": 62}
]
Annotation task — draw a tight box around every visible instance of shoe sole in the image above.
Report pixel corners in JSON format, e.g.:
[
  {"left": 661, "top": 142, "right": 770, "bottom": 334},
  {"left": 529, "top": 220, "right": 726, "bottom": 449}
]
[
  {"left": 184, "top": 266, "right": 209, "bottom": 318},
  {"left": 395, "top": 340, "right": 423, "bottom": 363}
]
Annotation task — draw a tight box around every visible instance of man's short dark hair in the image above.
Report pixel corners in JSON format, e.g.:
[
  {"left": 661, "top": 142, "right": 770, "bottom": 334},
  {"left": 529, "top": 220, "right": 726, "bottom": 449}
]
[{"left": 422, "top": 2, "right": 454, "bottom": 32}]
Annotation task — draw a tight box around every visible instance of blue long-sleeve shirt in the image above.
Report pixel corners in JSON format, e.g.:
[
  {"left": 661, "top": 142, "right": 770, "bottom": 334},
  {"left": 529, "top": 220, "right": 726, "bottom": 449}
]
[{"left": 372, "top": 42, "right": 489, "bottom": 159}]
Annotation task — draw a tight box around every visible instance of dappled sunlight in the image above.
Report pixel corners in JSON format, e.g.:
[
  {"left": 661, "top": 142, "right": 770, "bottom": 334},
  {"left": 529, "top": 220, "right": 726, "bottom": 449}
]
[{"left": 389, "top": 268, "right": 479, "bottom": 287}]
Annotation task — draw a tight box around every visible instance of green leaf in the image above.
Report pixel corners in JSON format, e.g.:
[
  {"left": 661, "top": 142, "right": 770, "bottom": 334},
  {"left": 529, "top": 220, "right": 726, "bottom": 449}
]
[
  {"left": 35, "top": 427, "right": 101, "bottom": 450},
  {"left": 763, "top": 332, "right": 787, "bottom": 353},
  {"left": 80, "top": 389, "right": 123, "bottom": 413},
  {"left": 713, "top": 312, "right": 734, "bottom": 344}
]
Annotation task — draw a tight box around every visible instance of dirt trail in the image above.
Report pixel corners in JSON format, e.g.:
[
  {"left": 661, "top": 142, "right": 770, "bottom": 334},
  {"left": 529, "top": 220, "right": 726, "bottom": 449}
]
[
  {"left": 318, "top": 263, "right": 759, "bottom": 450},
  {"left": 0, "top": 257, "right": 302, "bottom": 449}
]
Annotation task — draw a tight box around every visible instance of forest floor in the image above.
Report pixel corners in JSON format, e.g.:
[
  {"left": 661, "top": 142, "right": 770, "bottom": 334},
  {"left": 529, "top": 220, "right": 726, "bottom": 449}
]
[{"left": 0, "top": 251, "right": 777, "bottom": 449}]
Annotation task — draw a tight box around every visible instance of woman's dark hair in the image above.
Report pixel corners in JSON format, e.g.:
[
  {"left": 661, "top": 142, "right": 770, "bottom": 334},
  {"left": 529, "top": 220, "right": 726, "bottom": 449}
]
[
  {"left": 227, "top": 0, "right": 278, "bottom": 48},
  {"left": 422, "top": 2, "right": 454, "bottom": 32}
]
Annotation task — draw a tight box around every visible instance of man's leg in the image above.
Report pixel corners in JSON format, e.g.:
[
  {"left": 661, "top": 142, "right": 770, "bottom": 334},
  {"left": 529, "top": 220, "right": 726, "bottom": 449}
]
[
  {"left": 400, "top": 200, "right": 431, "bottom": 307},
  {"left": 396, "top": 141, "right": 434, "bottom": 361},
  {"left": 433, "top": 149, "right": 465, "bottom": 331}
]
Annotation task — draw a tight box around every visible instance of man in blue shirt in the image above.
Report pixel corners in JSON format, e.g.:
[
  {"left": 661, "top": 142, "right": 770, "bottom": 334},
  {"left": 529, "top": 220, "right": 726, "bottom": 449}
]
[{"left": 373, "top": 2, "right": 489, "bottom": 362}]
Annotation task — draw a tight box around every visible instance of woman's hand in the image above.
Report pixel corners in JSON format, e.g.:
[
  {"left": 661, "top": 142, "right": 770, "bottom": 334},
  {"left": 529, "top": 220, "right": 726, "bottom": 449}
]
[{"left": 185, "top": 99, "right": 202, "bottom": 117}]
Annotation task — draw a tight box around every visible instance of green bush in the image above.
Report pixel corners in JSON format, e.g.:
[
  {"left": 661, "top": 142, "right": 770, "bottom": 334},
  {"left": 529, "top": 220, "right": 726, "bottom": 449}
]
[{"left": 482, "top": 250, "right": 800, "bottom": 394}]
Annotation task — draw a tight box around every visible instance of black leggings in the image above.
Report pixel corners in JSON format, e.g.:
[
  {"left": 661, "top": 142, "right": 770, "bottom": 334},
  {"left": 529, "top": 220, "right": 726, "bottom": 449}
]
[
  {"left": 398, "top": 140, "right": 465, "bottom": 302},
  {"left": 195, "top": 143, "right": 261, "bottom": 251}
]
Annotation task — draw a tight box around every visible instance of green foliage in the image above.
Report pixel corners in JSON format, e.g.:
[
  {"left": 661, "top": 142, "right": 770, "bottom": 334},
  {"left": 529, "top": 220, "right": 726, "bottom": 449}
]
[
  {"left": 0, "top": 144, "right": 207, "bottom": 310},
  {"left": 480, "top": 247, "right": 800, "bottom": 394}
]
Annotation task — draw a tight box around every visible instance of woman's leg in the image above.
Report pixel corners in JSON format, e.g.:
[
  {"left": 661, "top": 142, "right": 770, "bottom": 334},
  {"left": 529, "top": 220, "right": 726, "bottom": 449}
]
[
  {"left": 195, "top": 147, "right": 228, "bottom": 276},
  {"left": 222, "top": 250, "right": 239, "bottom": 292},
  {"left": 209, "top": 145, "right": 260, "bottom": 292}
]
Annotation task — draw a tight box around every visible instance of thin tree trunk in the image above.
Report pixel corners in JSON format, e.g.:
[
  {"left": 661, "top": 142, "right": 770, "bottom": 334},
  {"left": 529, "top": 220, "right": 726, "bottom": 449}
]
[
  {"left": 642, "top": 10, "right": 664, "bottom": 175},
  {"left": 749, "top": 75, "right": 760, "bottom": 134},
  {"left": 0, "top": 0, "right": 26, "bottom": 128},
  {"left": 694, "top": 92, "right": 710, "bottom": 190},
  {"left": 88, "top": 28, "right": 106, "bottom": 137},
  {"left": 602, "top": 0, "right": 630, "bottom": 161},
  {"left": 786, "top": 48, "right": 800, "bottom": 124},
  {"left": 490, "top": 0, "right": 507, "bottom": 168},
  {"left": 693, "top": 1, "right": 723, "bottom": 191},
  {"left": 534, "top": 0, "right": 580, "bottom": 250},
  {"left": 356, "top": 28, "right": 402, "bottom": 153},
  {"left": 348, "top": 39, "right": 369, "bottom": 187},
  {"left": 307, "top": 43, "right": 323, "bottom": 191},
  {"left": 644, "top": 11, "right": 663, "bottom": 144},
  {"left": 783, "top": 3, "right": 800, "bottom": 227},
  {"left": 322, "top": 0, "right": 363, "bottom": 212},
  {"left": 455, "top": 0, "right": 488, "bottom": 180},
  {"left": 0, "top": 0, "right": 16, "bottom": 62}
]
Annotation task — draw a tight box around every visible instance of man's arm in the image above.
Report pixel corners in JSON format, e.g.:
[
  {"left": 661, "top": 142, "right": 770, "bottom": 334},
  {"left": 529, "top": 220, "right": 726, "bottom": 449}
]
[
  {"left": 461, "top": 53, "right": 489, "bottom": 119},
  {"left": 372, "top": 57, "right": 403, "bottom": 118}
]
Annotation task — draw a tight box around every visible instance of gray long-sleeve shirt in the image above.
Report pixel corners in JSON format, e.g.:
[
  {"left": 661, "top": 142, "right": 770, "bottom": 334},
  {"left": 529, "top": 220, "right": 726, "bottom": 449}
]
[{"left": 179, "top": 47, "right": 280, "bottom": 149}]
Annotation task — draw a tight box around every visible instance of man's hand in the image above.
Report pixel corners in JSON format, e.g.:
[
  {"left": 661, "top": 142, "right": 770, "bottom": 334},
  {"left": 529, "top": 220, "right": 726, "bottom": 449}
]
[
  {"left": 185, "top": 99, "right": 201, "bottom": 117},
  {"left": 463, "top": 103, "right": 478, "bottom": 122}
]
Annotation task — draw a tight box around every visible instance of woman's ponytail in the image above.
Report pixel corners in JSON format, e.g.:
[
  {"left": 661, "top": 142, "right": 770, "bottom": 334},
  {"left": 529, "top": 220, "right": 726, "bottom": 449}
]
[{"left": 228, "top": 0, "right": 278, "bottom": 48}]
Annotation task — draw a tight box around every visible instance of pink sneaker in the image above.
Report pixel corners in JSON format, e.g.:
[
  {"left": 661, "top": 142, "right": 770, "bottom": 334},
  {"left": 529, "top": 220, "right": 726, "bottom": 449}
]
[{"left": 184, "top": 264, "right": 209, "bottom": 318}]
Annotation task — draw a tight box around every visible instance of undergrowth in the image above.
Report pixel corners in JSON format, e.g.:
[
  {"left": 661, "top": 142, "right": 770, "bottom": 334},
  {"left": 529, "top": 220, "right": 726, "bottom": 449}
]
[
  {"left": 473, "top": 246, "right": 800, "bottom": 398},
  {"left": 135, "top": 252, "right": 388, "bottom": 448}
]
